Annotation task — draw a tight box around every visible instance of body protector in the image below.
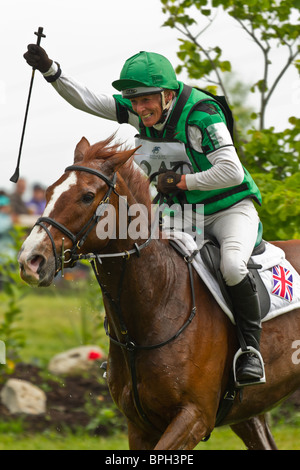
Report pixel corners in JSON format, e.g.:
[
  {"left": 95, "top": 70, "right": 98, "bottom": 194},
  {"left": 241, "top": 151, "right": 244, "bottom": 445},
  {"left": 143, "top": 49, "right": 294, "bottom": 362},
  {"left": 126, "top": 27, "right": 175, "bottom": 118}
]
[{"left": 114, "top": 82, "right": 262, "bottom": 215}]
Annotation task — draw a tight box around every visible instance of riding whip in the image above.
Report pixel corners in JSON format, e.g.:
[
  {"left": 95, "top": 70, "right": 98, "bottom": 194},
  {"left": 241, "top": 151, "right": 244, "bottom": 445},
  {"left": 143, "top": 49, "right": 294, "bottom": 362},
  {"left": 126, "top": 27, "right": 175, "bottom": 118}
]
[{"left": 10, "top": 26, "right": 46, "bottom": 183}]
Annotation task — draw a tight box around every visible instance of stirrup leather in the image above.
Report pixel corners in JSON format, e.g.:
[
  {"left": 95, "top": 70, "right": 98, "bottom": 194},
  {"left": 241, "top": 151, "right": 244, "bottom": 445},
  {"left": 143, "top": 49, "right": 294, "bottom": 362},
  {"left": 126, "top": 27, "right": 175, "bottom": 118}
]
[{"left": 233, "top": 346, "right": 266, "bottom": 388}]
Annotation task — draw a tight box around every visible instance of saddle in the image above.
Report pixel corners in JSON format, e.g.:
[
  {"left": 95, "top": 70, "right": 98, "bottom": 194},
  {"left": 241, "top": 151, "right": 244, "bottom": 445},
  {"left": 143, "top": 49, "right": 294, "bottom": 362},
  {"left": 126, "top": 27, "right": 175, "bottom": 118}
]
[{"left": 200, "top": 238, "right": 271, "bottom": 320}]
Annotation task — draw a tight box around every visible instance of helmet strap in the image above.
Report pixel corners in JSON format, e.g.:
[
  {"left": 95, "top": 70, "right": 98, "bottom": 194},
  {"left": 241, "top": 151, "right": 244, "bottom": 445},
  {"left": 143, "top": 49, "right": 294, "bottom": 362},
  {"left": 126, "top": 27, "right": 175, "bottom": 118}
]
[{"left": 156, "top": 91, "right": 174, "bottom": 124}]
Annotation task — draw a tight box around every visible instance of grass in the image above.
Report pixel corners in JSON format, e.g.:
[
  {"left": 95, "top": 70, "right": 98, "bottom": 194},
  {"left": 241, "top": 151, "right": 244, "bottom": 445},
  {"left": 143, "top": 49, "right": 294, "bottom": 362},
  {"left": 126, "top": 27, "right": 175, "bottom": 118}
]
[
  {"left": 0, "top": 428, "right": 129, "bottom": 450},
  {"left": 0, "top": 422, "right": 298, "bottom": 450},
  {"left": 196, "top": 425, "right": 300, "bottom": 450},
  {"left": 17, "top": 283, "right": 107, "bottom": 365},
  {"left": 1, "top": 283, "right": 299, "bottom": 450}
]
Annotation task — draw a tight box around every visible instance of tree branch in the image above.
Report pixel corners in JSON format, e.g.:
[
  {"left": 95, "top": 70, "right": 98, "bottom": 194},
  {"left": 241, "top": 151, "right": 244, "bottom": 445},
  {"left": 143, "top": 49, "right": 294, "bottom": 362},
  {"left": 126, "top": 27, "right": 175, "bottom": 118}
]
[
  {"left": 180, "top": 23, "right": 229, "bottom": 98},
  {"left": 265, "top": 47, "right": 299, "bottom": 109}
]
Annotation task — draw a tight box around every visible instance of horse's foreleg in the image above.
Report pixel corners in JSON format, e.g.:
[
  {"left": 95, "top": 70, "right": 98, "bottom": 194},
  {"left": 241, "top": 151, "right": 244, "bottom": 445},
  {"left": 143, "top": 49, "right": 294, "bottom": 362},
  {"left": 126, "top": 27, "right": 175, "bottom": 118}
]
[
  {"left": 153, "top": 406, "right": 212, "bottom": 450},
  {"left": 127, "top": 420, "right": 159, "bottom": 450},
  {"left": 230, "top": 414, "right": 278, "bottom": 450}
]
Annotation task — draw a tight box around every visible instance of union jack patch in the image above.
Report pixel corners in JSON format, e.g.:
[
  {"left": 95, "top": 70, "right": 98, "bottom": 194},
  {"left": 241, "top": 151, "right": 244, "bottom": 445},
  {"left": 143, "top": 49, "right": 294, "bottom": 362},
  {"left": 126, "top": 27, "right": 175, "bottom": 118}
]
[{"left": 272, "top": 265, "right": 293, "bottom": 302}]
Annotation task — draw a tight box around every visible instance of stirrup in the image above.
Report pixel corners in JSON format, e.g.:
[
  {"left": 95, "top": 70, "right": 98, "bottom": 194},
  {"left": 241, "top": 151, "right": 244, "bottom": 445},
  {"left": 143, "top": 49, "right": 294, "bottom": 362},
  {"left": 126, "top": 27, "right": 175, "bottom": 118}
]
[
  {"left": 233, "top": 346, "right": 266, "bottom": 388},
  {"left": 100, "top": 361, "right": 107, "bottom": 379}
]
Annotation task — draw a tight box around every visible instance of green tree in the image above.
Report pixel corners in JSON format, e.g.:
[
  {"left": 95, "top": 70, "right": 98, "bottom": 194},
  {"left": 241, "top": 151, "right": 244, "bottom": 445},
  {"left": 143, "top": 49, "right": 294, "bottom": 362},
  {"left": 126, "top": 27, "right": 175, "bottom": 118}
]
[
  {"left": 161, "top": 0, "right": 300, "bottom": 239},
  {"left": 161, "top": 0, "right": 299, "bottom": 129}
]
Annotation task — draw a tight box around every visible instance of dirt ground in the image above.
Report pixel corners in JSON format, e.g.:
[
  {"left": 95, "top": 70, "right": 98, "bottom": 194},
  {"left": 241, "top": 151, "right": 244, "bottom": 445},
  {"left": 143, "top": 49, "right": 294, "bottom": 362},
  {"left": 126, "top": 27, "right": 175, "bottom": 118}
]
[
  {"left": 0, "top": 362, "right": 127, "bottom": 435},
  {"left": 0, "top": 362, "right": 299, "bottom": 435}
]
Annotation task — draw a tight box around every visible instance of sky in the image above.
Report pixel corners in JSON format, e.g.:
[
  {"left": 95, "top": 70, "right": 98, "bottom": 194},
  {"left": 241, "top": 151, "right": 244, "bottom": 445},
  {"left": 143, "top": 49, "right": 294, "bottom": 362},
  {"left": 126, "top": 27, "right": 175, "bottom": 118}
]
[{"left": 1, "top": 0, "right": 299, "bottom": 195}]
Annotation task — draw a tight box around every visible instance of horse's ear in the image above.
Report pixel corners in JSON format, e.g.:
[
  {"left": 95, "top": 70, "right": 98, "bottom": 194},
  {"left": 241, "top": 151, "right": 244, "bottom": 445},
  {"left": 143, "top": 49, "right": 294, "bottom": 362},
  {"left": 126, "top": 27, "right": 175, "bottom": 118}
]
[
  {"left": 74, "top": 137, "right": 90, "bottom": 163},
  {"left": 103, "top": 146, "right": 141, "bottom": 173}
]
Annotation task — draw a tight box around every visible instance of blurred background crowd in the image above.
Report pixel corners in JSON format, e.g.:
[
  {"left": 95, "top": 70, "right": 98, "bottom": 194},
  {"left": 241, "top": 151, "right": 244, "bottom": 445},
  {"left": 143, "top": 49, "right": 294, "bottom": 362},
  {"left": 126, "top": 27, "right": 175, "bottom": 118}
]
[
  {"left": 0, "top": 179, "right": 46, "bottom": 257},
  {"left": 0, "top": 180, "right": 88, "bottom": 282}
]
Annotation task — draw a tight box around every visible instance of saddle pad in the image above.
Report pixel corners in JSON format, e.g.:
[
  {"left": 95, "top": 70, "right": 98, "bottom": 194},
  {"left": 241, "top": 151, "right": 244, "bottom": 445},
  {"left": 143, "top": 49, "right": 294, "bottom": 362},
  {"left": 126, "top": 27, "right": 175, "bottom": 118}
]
[{"left": 166, "top": 231, "right": 300, "bottom": 324}]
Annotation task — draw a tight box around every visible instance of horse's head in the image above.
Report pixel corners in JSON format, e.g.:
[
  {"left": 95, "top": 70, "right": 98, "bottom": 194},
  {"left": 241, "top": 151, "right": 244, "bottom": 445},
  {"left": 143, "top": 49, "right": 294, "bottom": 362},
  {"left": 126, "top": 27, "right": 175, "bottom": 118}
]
[{"left": 18, "top": 136, "right": 138, "bottom": 287}]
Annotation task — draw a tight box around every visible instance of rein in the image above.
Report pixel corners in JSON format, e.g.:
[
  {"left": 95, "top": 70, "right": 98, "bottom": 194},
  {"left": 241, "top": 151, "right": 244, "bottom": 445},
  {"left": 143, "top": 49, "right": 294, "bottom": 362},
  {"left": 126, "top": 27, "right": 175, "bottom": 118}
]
[
  {"left": 95, "top": 245, "right": 197, "bottom": 433},
  {"left": 34, "top": 164, "right": 198, "bottom": 433}
]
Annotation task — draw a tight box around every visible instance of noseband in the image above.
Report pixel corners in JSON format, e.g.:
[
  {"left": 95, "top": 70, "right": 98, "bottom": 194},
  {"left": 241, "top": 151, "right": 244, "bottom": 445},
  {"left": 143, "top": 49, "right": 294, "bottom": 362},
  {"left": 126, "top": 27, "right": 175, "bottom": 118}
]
[{"left": 34, "top": 165, "right": 118, "bottom": 275}]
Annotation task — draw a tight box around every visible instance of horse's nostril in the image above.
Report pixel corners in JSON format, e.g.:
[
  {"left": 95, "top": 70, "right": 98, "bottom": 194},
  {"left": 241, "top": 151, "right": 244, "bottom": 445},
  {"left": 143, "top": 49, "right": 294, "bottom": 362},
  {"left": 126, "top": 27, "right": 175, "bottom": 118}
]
[
  {"left": 28, "top": 254, "right": 45, "bottom": 274},
  {"left": 19, "top": 261, "right": 25, "bottom": 272}
]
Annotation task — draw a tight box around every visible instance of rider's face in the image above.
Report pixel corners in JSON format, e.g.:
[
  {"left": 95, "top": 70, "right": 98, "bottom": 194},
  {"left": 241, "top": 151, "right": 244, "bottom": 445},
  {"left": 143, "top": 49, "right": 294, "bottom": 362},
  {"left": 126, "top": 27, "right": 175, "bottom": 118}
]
[{"left": 130, "top": 94, "right": 163, "bottom": 127}]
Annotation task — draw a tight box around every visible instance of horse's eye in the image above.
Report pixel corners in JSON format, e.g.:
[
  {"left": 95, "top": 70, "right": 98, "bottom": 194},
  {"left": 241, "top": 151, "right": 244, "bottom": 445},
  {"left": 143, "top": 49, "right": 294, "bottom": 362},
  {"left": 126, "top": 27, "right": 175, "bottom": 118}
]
[{"left": 81, "top": 192, "right": 95, "bottom": 204}]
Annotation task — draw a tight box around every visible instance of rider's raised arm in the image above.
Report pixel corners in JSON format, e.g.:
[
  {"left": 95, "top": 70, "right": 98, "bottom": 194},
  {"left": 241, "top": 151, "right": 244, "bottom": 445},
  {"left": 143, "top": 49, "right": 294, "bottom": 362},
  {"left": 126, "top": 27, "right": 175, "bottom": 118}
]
[{"left": 23, "top": 44, "right": 139, "bottom": 127}]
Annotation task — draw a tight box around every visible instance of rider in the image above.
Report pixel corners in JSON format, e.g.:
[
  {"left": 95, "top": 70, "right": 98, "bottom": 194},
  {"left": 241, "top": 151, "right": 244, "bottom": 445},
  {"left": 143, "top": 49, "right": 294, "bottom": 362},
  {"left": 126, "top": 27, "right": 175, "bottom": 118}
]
[{"left": 23, "top": 46, "right": 265, "bottom": 386}]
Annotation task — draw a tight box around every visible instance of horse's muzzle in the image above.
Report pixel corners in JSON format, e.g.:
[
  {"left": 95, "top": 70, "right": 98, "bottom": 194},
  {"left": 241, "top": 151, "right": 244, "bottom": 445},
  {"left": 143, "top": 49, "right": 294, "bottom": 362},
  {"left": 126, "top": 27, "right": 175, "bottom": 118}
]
[{"left": 18, "top": 250, "right": 55, "bottom": 287}]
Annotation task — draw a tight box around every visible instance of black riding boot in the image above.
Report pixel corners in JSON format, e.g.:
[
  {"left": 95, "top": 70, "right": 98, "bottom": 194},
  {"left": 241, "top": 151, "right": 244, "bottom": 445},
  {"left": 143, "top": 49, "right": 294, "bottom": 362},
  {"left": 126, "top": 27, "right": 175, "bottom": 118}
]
[{"left": 227, "top": 273, "right": 264, "bottom": 385}]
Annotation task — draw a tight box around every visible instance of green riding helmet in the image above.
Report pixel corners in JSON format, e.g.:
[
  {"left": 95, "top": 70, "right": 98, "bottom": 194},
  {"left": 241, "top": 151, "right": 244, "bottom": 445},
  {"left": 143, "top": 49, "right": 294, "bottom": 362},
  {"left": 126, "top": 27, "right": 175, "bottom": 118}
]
[{"left": 112, "top": 51, "right": 179, "bottom": 98}]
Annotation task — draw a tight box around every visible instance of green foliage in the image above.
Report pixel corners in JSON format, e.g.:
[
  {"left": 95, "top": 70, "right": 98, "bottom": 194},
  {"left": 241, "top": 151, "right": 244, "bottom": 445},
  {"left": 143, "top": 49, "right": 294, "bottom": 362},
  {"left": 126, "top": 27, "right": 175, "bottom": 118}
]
[
  {"left": 0, "top": 227, "right": 28, "bottom": 370},
  {"left": 162, "top": 0, "right": 300, "bottom": 43},
  {"left": 253, "top": 172, "right": 300, "bottom": 240},
  {"left": 242, "top": 117, "right": 300, "bottom": 180},
  {"left": 242, "top": 117, "right": 300, "bottom": 240},
  {"left": 85, "top": 396, "right": 126, "bottom": 435},
  {"left": 175, "top": 40, "right": 232, "bottom": 84}
]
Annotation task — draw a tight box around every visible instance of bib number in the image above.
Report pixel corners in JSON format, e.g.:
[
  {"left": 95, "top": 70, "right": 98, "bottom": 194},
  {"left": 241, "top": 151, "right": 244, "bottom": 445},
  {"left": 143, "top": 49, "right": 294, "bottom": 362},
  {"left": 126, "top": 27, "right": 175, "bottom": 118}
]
[{"left": 134, "top": 136, "right": 193, "bottom": 181}]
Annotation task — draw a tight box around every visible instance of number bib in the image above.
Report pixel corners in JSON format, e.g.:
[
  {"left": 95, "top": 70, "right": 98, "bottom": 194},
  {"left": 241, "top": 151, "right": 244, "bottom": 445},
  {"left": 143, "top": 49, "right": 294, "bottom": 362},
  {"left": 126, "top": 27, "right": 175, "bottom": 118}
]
[{"left": 134, "top": 135, "right": 193, "bottom": 181}]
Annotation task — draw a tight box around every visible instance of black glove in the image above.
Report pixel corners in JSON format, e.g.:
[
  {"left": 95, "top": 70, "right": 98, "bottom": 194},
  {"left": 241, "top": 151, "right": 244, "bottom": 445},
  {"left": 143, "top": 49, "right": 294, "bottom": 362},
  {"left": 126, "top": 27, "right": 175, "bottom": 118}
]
[
  {"left": 157, "top": 171, "right": 182, "bottom": 194},
  {"left": 23, "top": 44, "right": 53, "bottom": 73}
]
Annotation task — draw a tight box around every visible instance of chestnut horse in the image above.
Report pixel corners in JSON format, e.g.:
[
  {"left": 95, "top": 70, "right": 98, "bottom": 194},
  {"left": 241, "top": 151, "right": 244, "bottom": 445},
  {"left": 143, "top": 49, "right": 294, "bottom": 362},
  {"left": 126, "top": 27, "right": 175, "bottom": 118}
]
[{"left": 18, "top": 136, "right": 300, "bottom": 450}]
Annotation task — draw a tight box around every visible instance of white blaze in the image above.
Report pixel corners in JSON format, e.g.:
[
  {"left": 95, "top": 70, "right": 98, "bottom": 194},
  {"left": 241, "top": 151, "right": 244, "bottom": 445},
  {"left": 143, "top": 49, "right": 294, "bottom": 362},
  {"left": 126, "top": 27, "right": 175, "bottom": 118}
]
[{"left": 21, "top": 172, "right": 77, "bottom": 256}]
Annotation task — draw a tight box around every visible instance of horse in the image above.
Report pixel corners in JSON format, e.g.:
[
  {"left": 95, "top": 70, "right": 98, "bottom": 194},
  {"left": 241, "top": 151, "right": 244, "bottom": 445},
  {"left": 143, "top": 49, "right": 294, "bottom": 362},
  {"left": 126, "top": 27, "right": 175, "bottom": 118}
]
[{"left": 18, "top": 136, "right": 300, "bottom": 450}]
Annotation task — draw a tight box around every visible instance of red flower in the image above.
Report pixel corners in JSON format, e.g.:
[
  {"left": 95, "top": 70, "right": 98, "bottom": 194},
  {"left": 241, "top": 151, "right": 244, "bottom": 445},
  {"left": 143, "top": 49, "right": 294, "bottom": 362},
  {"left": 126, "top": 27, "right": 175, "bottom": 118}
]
[{"left": 88, "top": 350, "right": 102, "bottom": 360}]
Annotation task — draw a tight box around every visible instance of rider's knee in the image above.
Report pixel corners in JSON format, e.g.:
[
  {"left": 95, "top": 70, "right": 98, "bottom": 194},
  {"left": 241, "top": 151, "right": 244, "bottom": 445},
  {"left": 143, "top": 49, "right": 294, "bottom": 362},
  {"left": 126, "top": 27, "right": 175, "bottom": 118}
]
[{"left": 221, "top": 256, "right": 248, "bottom": 287}]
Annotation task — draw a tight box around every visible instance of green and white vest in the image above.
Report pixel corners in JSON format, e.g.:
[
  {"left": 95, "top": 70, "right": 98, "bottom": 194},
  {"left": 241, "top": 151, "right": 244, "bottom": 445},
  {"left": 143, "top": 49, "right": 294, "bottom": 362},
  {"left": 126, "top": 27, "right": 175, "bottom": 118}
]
[{"left": 114, "top": 82, "right": 262, "bottom": 215}]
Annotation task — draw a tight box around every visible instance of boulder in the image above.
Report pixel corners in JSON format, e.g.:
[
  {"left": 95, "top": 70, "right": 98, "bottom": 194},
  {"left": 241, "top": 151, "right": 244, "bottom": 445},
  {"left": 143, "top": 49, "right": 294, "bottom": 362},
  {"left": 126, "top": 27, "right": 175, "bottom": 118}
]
[
  {"left": 1, "top": 378, "right": 46, "bottom": 415},
  {"left": 48, "top": 345, "right": 105, "bottom": 376}
]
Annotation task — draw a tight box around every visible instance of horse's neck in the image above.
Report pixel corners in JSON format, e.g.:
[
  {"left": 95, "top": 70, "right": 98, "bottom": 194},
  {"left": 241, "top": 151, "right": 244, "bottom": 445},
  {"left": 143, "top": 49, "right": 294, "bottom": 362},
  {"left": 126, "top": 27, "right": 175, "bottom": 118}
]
[
  {"left": 96, "top": 235, "right": 171, "bottom": 302},
  {"left": 93, "top": 177, "right": 179, "bottom": 340},
  {"left": 95, "top": 236, "right": 175, "bottom": 342}
]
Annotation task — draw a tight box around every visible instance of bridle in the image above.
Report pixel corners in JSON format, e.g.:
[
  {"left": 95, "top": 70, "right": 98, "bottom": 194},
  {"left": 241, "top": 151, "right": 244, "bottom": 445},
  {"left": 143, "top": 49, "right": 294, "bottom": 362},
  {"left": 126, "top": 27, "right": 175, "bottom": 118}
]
[
  {"left": 34, "top": 164, "right": 155, "bottom": 275},
  {"left": 34, "top": 165, "right": 118, "bottom": 275}
]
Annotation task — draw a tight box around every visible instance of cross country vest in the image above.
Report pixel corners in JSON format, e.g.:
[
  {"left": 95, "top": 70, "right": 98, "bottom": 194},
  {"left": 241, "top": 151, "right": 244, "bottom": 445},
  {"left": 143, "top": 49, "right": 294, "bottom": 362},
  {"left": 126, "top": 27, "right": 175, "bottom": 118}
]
[{"left": 113, "top": 82, "right": 262, "bottom": 215}]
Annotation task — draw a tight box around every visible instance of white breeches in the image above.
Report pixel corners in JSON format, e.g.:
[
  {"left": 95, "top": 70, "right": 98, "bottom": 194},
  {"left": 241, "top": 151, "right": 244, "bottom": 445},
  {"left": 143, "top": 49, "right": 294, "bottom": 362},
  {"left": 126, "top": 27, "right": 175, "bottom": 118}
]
[
  {"left": 162, "top": 199, "right": 260, "bottom": 287},
  {"left": 204, "top": 199, "right": 260, "bottom": 286}
]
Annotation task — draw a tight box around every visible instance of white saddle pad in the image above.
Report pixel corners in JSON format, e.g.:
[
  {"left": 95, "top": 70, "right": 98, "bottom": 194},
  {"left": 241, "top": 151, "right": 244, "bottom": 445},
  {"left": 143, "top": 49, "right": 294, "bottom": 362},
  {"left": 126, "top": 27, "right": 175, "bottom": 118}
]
[{"left": 167, "top": 231, "right": 300, "bottom": 324}]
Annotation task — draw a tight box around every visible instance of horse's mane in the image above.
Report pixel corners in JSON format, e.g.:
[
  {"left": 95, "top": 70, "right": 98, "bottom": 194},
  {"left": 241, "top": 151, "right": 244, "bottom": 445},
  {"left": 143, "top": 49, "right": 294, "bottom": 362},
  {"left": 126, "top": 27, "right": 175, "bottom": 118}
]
[{"left": 84, "top": 135, "right": 152, "bottom": 211}]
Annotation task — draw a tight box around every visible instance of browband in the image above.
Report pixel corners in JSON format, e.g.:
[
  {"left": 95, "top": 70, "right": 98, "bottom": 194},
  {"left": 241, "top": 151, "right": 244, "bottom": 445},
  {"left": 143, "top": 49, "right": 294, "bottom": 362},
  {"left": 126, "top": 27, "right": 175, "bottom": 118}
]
[{"left": 65, "top": 165, "right": 116, "bottom": 188}]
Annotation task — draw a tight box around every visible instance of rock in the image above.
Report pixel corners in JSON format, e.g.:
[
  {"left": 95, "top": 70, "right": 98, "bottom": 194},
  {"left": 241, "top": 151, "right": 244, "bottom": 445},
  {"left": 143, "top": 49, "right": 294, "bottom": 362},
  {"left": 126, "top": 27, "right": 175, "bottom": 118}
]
[
  {"left": 0, "top": 378, "right": 46, "bottom": 415},
  {"left": 48, "top": 345, "right": 105, "bottom": 376}
]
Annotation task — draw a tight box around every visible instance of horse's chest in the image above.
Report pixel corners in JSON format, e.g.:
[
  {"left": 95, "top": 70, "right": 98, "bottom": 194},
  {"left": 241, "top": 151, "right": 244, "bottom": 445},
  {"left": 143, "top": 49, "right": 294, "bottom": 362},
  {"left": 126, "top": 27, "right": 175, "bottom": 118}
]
[
  {"left": 109, "top": 377, "right": 139, "bottom": 421},
  {"left": 107, "top": 354, "right": 180, "bottom": 428}
]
